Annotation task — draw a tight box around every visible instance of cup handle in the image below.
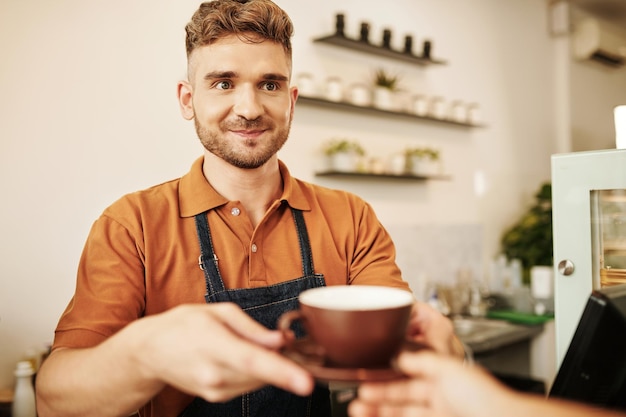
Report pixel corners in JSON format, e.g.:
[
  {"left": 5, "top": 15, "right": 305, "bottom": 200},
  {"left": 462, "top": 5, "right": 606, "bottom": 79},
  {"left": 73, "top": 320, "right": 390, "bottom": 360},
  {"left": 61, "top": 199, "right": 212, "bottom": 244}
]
[{"left": 277, "top": 310, "right": 302, "bottom": 346}]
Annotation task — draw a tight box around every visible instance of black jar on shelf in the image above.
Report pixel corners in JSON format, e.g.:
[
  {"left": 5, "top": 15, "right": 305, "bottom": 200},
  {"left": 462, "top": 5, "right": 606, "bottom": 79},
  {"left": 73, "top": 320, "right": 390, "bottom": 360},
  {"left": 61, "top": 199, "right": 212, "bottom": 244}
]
[
  {"left": 422, "top": 40, "right": 432, "bottom": 59},
  {"left": 359, "top": 22, "right": 370, "bottom": 43},
  {"left": 382, "top": 29, "right": 392, "bottom": 49},
  {"left": 335, "top": 13, "right": 345, "bottom": 37},
  {"left": 403, "top": 35, "right": 413, "bottom": 54}
]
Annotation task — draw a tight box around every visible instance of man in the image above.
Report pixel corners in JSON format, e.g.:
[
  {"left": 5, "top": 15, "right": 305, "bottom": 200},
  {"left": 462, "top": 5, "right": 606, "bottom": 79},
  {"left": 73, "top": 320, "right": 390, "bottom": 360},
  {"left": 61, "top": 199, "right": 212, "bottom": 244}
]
[
  {"left": 35, "top": 1, "right": 464, "bottom": 416},
  {"left": 349, "top": 350, "right": 626, "bottom": 417}
]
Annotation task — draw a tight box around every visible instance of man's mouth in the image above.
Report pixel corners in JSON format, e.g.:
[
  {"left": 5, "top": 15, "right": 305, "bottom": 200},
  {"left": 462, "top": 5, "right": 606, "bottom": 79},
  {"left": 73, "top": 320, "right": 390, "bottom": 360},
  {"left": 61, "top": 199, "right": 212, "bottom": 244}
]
[{"left": 231, "top": 129, "right": 267, "bottom": 139}]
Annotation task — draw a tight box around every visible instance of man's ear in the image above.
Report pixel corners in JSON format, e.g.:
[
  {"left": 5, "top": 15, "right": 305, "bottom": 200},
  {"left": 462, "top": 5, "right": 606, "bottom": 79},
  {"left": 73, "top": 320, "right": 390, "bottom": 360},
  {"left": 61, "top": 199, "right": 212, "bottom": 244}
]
[
  {"left": 289, "top": 85, "right": 298, "bottom": 121},
  {"left": 177, "top": 80, "right": 194, "bottom": 120}
]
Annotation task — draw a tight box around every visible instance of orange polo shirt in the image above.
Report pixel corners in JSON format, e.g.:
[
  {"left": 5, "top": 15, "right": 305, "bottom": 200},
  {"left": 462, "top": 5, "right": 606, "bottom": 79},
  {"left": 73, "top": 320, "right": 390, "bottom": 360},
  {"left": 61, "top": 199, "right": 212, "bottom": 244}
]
[{"left": 53, "top": 156, "right": 410, "bottom": 416}]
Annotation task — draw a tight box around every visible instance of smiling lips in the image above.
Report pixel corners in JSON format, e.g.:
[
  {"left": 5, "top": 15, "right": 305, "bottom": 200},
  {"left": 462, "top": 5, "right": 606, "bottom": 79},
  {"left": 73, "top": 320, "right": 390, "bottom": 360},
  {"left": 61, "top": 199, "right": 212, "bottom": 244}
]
[
  {"left": 232, "top": 129, "right": 267, "bottom": 139},
  {"left": 225, "top": 117, "right": 271, "bottom": 139}
]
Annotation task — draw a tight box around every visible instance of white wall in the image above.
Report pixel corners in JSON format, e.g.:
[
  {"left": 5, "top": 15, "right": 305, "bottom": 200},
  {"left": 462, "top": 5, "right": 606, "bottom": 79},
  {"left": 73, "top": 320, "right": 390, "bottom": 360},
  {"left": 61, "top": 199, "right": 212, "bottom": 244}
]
[
  {"left": 0, "top": 0, "right": 613, "bottom": 389},
  {"left": 281, "top": 0, "right": 559, "bottom": 297},
  {"left": 568, "top": 11, "right": 626, "bottom": 151}
]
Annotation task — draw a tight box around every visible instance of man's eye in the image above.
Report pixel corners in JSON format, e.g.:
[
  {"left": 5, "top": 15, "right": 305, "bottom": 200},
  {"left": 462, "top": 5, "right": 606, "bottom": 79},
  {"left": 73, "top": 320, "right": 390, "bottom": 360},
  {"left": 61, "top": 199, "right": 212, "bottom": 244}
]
[
  {"left": 215, "top": 81, "right": 232, "bottom": 90},
  {"left": 263, "top": 81, "right": 279, "bottom": 91}
]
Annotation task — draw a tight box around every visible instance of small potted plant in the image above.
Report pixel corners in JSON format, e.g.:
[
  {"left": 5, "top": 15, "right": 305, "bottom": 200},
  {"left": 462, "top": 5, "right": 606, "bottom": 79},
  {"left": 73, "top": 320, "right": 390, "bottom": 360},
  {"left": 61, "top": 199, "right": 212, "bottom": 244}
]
[
  {"left": 322, "top": 139, "right": 366, "bottom": 172},
  {"left": 372, "top": 68, "right": 400, "bottom": 110},
  {"left": 405, "top": 147, "right": 441, "bottom": 176},
  {"left": 501, "top": 182, "right": 553, "bottom": 284}
]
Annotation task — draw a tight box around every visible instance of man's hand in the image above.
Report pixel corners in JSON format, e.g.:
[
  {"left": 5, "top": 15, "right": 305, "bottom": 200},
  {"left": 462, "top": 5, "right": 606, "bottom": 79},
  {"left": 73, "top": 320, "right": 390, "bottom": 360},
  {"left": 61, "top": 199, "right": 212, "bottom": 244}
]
[
  {"left": 405, "top": 302, "right": 465, "bottom": 359},
  {"left": 36, "top": 303, "right": 314, "bottom": 417},
  {"left": 133, "top": 303, "right": 314, "bottom": 402}
]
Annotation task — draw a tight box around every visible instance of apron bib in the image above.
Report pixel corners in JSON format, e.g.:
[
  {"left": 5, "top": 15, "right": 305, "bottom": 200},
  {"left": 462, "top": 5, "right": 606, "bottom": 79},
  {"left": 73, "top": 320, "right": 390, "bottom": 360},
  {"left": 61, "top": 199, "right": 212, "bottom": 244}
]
[{"left": 179, "top": 209, "right": 331, "bottom": 417}]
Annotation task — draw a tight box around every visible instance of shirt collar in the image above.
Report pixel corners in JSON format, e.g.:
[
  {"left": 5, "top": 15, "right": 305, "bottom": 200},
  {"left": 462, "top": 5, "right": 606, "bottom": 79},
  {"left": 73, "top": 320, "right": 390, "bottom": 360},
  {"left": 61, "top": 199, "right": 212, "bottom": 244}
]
[{"left": 179, "top": 156, "right": 311, "bottom": 218}]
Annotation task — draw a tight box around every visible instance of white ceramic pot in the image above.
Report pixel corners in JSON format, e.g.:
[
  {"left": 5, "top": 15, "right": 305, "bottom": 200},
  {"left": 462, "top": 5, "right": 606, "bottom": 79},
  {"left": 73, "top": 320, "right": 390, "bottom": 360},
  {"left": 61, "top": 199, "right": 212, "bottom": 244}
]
[
  {"left": 349, "top": 84, "right": 371, "bottom": 107},
  {"left": 325, "top": 78, "right": 343, "bottom": 102},
  {"left": 373, "top": 87, "right": 394, "bottom": 110},
  {"left": 387, "top": 153, "right": 407, "bottom": 175},
  {"left": 428, "top": 96, "right": 446, "bottom": 119},
  {"left": 329, "top": 152, "right": 357, "bottom": 172},
  {"left": 411, "top": 156, "right": 441, "bottom": 177},
  {"left": 296, "top": 72, "right": 316, "bottom": 97},
  {"left": 412, "top": 95, "right": 428, "bottom": 116}
]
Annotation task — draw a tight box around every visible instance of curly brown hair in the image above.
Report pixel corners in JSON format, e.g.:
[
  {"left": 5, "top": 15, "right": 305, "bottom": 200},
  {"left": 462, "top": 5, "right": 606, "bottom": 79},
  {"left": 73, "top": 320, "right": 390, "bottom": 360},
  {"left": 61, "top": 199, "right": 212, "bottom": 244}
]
[{"left": 184, "top": 0, "right": 293, "bottom": 61}]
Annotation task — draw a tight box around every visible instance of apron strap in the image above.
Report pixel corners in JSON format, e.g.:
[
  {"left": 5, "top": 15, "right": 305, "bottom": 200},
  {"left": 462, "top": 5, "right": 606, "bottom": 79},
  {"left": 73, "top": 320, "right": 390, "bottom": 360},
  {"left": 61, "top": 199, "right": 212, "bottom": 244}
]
[
  {"left": 291, "top": 208, "right": 315, "bottom": 277},
  {"left": 194, "top": 207, "right": 316, "bottom": 297},
  {"left": 195, "top": 211, "right": 226, "bottom": 296}
]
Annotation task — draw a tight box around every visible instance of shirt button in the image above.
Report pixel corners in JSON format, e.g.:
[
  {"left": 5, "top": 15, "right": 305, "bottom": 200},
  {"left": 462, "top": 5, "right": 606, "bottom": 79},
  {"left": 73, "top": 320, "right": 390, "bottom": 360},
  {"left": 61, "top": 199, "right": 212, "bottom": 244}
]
[
  {"left": 231, "top": 207, "right": 241, "bottom": 216},
  {"left": 251, "top": 244, "right": 258, "bottom": 253}
]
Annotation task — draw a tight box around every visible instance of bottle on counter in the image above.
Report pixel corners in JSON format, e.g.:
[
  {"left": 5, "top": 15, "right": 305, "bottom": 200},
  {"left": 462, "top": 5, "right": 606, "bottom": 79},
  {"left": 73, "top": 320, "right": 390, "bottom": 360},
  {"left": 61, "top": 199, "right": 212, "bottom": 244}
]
[{"left": 11, "top": 361, "right": 36, "bottom": 417}]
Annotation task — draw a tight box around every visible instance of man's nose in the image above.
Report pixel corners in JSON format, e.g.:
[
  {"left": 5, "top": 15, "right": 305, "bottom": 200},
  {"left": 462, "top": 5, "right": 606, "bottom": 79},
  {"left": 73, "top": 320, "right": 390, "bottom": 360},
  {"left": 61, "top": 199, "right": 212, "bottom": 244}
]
[{"left": 232, "top": 86, "right": 263, "bottom": 120}]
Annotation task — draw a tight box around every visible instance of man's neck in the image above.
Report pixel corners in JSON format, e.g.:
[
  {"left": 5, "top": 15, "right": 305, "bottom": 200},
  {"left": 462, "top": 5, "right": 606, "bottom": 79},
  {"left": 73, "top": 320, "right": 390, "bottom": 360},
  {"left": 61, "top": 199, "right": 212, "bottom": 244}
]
[{"left": 202, "top": 152, "right": 283, "bottom": 228}]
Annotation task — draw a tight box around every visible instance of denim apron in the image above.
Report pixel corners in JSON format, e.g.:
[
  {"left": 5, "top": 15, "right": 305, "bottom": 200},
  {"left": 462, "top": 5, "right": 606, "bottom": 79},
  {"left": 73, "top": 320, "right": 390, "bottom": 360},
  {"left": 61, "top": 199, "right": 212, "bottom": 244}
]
[{"left": 179, "top": 208, "right": 331, "bottom": 417}]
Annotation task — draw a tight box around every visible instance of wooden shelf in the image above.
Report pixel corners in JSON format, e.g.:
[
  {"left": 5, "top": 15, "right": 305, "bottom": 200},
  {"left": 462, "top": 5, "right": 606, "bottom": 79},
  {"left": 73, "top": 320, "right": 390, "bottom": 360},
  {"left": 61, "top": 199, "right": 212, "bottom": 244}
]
[
  {"left": 315, "top": 170, "right": 451, "bottom": 181},
  {"left": 313, "top": 34, "right": 447, "bottom": 66},
  {"left": 297, "top": 95, "right": 484, "bottom": 128},
  {"left": 603, "top": 240, "right": 626, "bottom": 252}
]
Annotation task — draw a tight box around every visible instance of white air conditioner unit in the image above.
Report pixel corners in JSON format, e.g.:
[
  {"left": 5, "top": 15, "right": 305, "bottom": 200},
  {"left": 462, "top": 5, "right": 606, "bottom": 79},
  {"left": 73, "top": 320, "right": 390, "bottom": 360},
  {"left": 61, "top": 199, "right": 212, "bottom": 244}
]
[{"left": 573, "top": 18, "right": 626, "bottom": 67}]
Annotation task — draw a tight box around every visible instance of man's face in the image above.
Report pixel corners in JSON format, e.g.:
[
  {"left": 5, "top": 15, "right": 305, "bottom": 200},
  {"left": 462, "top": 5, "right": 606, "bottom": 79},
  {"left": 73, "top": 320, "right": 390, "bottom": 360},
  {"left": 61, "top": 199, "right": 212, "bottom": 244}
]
[{"left": 179, "top": 34, "right": 297, "bottom": 169}]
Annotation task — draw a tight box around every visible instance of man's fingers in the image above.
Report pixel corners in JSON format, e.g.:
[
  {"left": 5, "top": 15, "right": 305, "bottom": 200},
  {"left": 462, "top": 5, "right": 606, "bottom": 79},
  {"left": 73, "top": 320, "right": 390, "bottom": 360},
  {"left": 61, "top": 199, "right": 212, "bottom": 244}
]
[
  {"left": 206, "top": 304, "right": 315, "bottom": 396},
  {"left": 212, "top": 303, "right": 287, "bottom": 349},
  {"left": 237, "top": 344, "right": 314, "bottom": 395}
]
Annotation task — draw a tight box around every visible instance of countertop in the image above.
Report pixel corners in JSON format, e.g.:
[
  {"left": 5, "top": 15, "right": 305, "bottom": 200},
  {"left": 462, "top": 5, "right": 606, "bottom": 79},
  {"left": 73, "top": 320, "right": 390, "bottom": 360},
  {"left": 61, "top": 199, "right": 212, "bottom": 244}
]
[{"left": 453, "top": 316, "right": 547, "bottom": 354}]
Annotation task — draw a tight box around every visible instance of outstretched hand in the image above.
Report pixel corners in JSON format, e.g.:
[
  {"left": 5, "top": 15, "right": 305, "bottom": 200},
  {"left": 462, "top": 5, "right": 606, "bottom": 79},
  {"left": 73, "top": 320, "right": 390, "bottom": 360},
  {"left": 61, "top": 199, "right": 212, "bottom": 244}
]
[
  {"left": 36, "top": 302, "right": 315, "bottom": 417},
  {"left": 350, "top": 349, "right": 626, "bottom": 417},
  {"left": 348, "top": 350, "right": 513, "bottom": 417},
  {"left": 130, "top": 303, "right": 315, "bottom": 402}
]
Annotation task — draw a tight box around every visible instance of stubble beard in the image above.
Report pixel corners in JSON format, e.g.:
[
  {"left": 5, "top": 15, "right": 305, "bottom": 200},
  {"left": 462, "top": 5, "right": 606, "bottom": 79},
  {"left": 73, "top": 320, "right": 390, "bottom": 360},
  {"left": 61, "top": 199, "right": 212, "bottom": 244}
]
[{"left": 195, "top": 117, "right": 291, "bottom": 169}]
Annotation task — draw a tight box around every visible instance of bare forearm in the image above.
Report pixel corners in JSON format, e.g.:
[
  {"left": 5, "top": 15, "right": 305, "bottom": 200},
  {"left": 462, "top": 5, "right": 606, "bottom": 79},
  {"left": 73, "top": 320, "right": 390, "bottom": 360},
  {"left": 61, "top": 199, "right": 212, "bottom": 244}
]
[
  {"left": 350, "top": 351, "right": 626, "bottom": 417},
  {"left": 36, "top": 327, "right": 164, "bottom": 417},
  {"left": 35, "top": 303, "right": 316, "bottom": 416}
]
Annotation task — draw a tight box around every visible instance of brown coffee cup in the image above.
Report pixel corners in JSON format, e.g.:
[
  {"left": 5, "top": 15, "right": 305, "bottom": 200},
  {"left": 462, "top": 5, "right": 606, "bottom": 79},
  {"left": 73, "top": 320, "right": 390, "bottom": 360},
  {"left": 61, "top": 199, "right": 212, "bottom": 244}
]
[{"left": 278, "top": 285, "right": 414, "bottom": 368}]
